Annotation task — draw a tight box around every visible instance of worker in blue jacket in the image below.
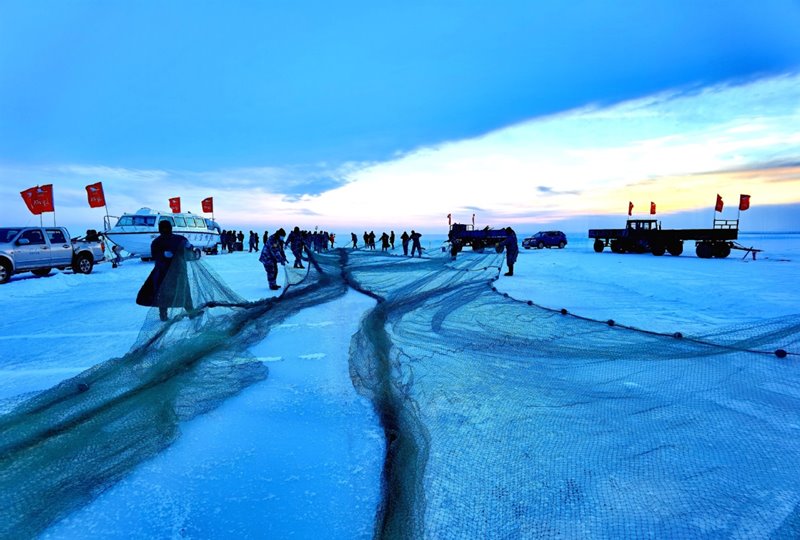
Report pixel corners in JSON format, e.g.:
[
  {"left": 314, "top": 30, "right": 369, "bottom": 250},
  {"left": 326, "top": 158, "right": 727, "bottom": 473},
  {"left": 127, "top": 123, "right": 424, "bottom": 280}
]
[
  {"left": 502, "top": 227, "right": 519, "bottom": 276},
  {"left": 260, "top": 228, "right": 287, "bottom": 290}
]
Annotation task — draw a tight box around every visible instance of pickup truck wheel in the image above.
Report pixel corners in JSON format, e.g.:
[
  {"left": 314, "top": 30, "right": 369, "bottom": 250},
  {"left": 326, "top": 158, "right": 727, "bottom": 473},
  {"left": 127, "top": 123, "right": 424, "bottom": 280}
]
[
  {"left": 593, "top": 240, "right": 604, "bottom": 253},
  {"left": 74, "top": 253, "right": 94, "bottom": 274},
  {"left": 32, "top": 268, "right": 52, "bottom": 277},
  {"left": 0, "top": 261, "right": 11, "bottom": 284},
  {"left": 558, "top": 241, "right": 565, "bottom": 249},
  {"left": 537, "top": 242, "right": 544, "bottom": 249}
]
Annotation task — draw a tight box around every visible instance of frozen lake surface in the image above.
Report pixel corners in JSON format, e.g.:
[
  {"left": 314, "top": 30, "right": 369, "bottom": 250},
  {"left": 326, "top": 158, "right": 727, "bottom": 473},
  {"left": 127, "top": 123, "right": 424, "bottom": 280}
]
[{"left": 0, "top": 232, "right": 798, "bottom": 538}]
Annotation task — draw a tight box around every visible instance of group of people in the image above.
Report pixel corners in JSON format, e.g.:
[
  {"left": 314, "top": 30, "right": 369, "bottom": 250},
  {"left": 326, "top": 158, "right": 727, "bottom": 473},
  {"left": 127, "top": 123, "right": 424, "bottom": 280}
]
[
  {"left": 137, "top": 221, "right": 519, "bottom": 322},
  {"left": 351, "top": 230, "right": 423, "bottom": 256}
]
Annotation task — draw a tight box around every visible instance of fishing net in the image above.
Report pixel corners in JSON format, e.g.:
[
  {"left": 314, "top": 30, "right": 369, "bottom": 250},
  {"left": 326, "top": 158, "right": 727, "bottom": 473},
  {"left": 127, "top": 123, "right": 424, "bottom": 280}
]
[
  {"left": 1, "top": 245, "right": 799, "bottom": 539},
  {"left": 343, "top": 249, "right": 800, "bottom": 539},
  {"left": 0, "top": 251, "right": 348, "bottom": 538}
]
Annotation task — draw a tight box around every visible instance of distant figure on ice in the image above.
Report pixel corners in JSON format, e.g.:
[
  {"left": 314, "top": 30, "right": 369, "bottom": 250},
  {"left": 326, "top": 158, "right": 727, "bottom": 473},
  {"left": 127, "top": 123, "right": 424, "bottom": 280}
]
[
  {"left": 351, "top": 232, "right": 358, "bottom": 249},
  {"left": 287, "top": 226, "right": 305, "bottom": 269},
  {"left": 263, "top": 230, "right": 269, "bottom": 247},
  {"left": 363, "top": 231, "right": 368, "bottom": 248},
  {"left": 410, "top": 230, "right": 423, "bottom": 257},
  {"left": 390, "top": 230, "right": 395, "bottom": 249},
  {"left": 248, "top": 230, "right": 256, "bottom": 252},
  {"left": 501, "top": 227, "right": 519, "bottom": 276},
  {"left": 368, "top": 231, "right": 376, "bottom": 250},
  {"left": 253, "top": 230, "right": 259, "bottom": 251},
  {"left": 401, "top": 231, "right": 410, "bottom": 256},
  {"left": 260, "top": 228, "right": 287, "bottom": 290},
  {"left": 136, "top": 219, "right": 196, "bottom": 321},
  {"left": 380, "top": 232, "right": 390, "bottom": 251},
  {"left": 329, "top": 232, "right": 335, "bottom": 248}
]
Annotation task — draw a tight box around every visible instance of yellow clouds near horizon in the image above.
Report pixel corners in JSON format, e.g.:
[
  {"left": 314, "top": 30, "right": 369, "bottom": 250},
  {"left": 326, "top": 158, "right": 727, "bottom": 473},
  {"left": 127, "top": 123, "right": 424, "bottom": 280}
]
[{"left": 299, "top": 73, "right": 800, "bottom": 228}]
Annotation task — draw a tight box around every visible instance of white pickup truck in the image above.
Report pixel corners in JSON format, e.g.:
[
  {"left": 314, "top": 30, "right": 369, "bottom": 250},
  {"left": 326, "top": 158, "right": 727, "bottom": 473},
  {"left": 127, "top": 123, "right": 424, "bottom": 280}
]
[{"left": 0, "top": 227, "right": 106, "bottom": 284}]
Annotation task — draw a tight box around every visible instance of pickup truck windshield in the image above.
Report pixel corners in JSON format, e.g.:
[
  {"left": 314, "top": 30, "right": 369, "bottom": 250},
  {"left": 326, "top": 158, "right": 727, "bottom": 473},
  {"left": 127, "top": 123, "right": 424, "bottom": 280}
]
[{"left": 0, "top": 228, "right": 22, "bottom": 243}]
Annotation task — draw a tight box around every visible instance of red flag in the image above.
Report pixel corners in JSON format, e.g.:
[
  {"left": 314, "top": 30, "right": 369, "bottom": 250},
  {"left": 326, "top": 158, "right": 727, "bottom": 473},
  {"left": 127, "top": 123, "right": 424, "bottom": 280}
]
[
  {"left": 447, "top": 213, "right": 452, "bottom": 226},
  {"left": 715, "top": 194, "right": 724, "bottom": 213},
  {"left": 628, "top": 201, "right": 634, "bottom": 216},
  {"left": 20, "top": 184, "right": 54, "bottom": 215},
  {"left": 650, "top": 202, "right": 656, "bottom": 215},
  {"left": 739, "top": 194, "right": 750, "bottom": 211},
  {"left": 85, "top": 182, "right": 106, "bottom": 208},
  {"left": 169, "top": 197, "right": 181, "bottom": 213},
  {"left": 201, "top": 197, "right": 214, "bottom": 213}
]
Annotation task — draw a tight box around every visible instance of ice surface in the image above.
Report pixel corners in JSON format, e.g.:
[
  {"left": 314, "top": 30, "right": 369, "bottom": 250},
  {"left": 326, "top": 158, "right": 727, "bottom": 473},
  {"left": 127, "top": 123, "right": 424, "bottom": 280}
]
[{"left": 0, "top": 234, "right": 798, "bottom": 538}]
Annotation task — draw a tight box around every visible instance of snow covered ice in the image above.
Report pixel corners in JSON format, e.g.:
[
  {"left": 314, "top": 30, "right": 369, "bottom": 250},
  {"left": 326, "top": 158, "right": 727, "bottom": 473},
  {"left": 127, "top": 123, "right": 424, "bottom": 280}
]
[{"left": 1, "top": 233, "right": 799, "bottom": 538}]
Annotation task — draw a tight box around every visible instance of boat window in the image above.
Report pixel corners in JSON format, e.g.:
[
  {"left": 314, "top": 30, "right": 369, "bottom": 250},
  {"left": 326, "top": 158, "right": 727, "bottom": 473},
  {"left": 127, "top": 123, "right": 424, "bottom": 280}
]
[
  {"left": 173, "top": 217, "right": 187, "bottom": 228},
  {"left": 132, "top": 216, "right": 156, "bottom": 226},
  {"left": 159, "top": 217, "right": 175, "bottom": 227},
  {"left": 46, "top": 229, "right": 67, "bottom": 244},
  {"left": 193, "top": 217, "right": 205, "bottom": 228},
  {"left": 0, "top": 228, "right": 21, "bottom": 243},
  {"left": 19, "top": 229, "right": 46, "bottom": 245},
  {"left": 116, "top": 216, "right": 134, "bottom": 227}
]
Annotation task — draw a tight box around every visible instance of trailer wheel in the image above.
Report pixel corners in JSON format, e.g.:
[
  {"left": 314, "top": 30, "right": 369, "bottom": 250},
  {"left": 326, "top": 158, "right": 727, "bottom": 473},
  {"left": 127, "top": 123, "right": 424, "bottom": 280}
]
[
  {"left": 651, "top": 244, "right": 666, "bottom": 256},
  {"left": 667, "top": 242, "right": 683, "bottom": 256},
  {"left": 472, "top": 240, "right": 484, "bottom": 251},
  {"left": 696, "top": 243, "right": 713, "bottom": 259},
  {"left": 714, "top": 243, "right": 731, "bottom": 258},
  {"left": 610, "top": 241, "right": 624, "bottom": 254},
  {"left": 593, "top": 240, "right": 604, "bottom": 253}
]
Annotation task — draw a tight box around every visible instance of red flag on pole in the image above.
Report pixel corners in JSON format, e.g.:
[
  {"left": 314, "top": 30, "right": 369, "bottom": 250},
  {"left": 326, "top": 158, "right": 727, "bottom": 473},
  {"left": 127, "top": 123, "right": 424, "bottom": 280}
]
[
  {"left": 715, "top": 194, "right": 724, "bottom": 213},
  {"left": 201, "top": 197, "right": 214, "bottom": 213},
  {"left": 628, "top": 201, "right": 634, "bottom": 216},
  {"left": 739, "top": 194, "right": 751, "bottom": 211},
  {"left": 650, "top": 202, "right": 656, "bottom": 215},
  {"left": 20, "top": 185, "right": 55, "bottom": 215},
  {"left": 169, "top": 197, "right": 181, "bottom": 213},
  {"left": 85, "top": 182, "right": 106, "bottom": 208},
  {"left": 447, "top": 213, "right": 451, "bottom": 226}
]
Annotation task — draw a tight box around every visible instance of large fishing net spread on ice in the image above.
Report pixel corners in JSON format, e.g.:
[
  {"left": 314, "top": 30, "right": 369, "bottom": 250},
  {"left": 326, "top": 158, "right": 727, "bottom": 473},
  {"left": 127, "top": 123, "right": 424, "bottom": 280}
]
[
  {"left": 0, "top": 254, "right": 346, "bottom": 538},
  {"left": 343, "top": 249, "right": 800, "bottom": 539},
  {"left": 1, "top": 246, "right": 799, "bottom": 538}
]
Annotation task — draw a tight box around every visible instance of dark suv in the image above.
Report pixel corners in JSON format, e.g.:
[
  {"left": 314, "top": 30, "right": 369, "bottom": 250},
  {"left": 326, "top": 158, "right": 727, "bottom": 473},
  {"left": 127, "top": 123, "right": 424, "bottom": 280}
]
[{"left": 522, "top": 231, "right": 568, "bottom": 249}]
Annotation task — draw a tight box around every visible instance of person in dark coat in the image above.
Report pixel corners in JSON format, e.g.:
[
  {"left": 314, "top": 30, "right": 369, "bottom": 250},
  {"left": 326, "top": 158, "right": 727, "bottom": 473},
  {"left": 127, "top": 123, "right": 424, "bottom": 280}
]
[
  {"left": 260, "top": 228, "right": 287, "bottom": 290},
  {"left": 401, "top": 231, "right": 410, "bottom": 256},
  {"left": 390, "top": 230, "right": 395, "bottom": 249},
  {"left": 136, "top": 219, "right": 195, "bottom": 321},
  {"left": 287, "top": 226, "right": 305, "bottom": 268},
  {"left": 410, "top": 230, "right": 422, "bottom": 257},
  {"left": 351, "top": 232, "right": 358, "bottom": 249},
  {"left": 502, "top": 227, "right": 519, "bottom": 276},
  {"left": 380, "top": 232, "right": 390, "bottom": 251},
  {"left": 248, "top": 230, "right": 256, "bottom": 252},
  {"left": 368, "top": 231, "right": 376, "bottom": 250}
]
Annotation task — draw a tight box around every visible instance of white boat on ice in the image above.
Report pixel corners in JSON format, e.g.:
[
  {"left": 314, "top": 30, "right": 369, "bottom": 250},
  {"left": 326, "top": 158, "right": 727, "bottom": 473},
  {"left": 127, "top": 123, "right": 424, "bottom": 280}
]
[{"left": 104, "top": 208, "right": 221, "bottom": 258}]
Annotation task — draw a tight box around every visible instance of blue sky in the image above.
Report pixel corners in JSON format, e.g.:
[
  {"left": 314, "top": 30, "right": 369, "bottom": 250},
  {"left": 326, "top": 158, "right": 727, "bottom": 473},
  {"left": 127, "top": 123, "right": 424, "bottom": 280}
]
[{"left": 2, "top": 1, "right": 800, "bottom": 231}]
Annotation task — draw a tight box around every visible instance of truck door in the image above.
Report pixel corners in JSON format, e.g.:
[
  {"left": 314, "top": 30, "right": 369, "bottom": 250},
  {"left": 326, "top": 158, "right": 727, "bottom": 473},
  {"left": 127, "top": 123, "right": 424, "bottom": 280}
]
[
  {"left": 14, "top": 229, "right": 50, "bottom": 269},
  {"left": 45, "top": 229, "right": 73, "bottom": 267}
]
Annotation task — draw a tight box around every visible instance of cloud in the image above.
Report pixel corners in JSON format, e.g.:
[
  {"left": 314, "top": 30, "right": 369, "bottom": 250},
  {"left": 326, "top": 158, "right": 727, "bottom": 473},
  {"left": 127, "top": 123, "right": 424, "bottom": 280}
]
[{"left": 2, "top": 72, "right": 799, "bottom": 232}]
